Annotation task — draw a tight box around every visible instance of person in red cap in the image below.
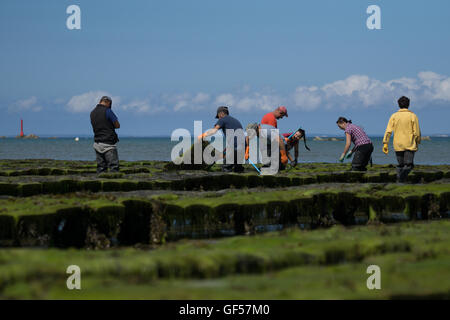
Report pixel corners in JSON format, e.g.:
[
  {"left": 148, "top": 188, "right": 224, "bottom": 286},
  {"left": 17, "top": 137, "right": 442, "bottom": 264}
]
[
  {"left": 261, "top": 106, "right": 288, "bottom": 129},
  {"left": 260, "top": 106, "right": 289, "bottom": 168}
]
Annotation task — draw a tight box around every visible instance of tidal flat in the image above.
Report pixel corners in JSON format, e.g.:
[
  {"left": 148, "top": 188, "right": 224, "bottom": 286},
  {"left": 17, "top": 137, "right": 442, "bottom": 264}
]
[{"left": 0, "top": 159, "right": 449, "bottom": 299}]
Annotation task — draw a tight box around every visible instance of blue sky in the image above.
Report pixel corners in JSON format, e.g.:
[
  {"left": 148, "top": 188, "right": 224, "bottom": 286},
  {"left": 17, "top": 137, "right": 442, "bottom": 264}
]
[{"left": 1, "top": 0, "right": 449, "bottom": 136}]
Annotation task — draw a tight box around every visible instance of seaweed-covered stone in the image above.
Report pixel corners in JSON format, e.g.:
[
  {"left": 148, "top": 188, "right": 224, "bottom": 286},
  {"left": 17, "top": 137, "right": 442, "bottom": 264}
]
[
  {"left": 184, "top": 204, "right": 214, "bottom": 238},
  {"left": 99, "top": 172, "right": 125, "bottom": 179},
  {"left": 0, "top": 182, "right": 19, "bottom": 196},
  {"left": 276, "top": 176, "right": 292, "bottom": 187},
  {"left": 59, "top": 179, "right": 79, "bottom": 193},
  {"left": 0, "top": 215, "right": 16, "bottom": 245},
  {"left": 118, "top": 199, "right": 153, "bottom": 245},
  {"left": 81, "top": 180, "right": 102, "bottom": 193},
  {"left": 247, "top": 175, "right": 264, "bottom": 188},
  {"left": 87, "top": 202, "right": 126, "bottom": 248},
  {"left": 19, "top": 183, "right": 42, "bottom": 197},
  {"left": 137, "top": 180, "right": 154, "bottom": 190},
  {"left": 101, "top": 180, "right": 122, "bottom": 192}
]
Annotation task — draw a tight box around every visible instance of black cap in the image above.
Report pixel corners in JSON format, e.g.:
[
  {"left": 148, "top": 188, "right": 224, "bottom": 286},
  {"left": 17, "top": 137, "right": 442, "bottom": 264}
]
[
  {"left": 215, "top": 106, "right": 229, "bottom": 119},
  {"left": 100, "top": 96, "right": 112, "bottom": 102}
]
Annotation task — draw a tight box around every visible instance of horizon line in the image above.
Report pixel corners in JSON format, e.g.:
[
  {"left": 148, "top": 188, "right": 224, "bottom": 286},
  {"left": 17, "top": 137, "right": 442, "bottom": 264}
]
[{"left": 1, "top": 133, "right": 449, "bottom": 138}]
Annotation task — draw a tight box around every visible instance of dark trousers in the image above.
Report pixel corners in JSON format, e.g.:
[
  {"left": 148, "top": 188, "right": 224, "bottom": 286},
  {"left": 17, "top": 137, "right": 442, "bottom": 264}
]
[
  {"left": 351, "top": 143, "right": 373, "bottom": 171},
  {"left": 95, "top": 149, "right": 119, "bottom": 173},
  {"left": 222, "top": 149, "right": 244, "bottom": 173},
  {"left": 395, "top": 150, "right": 415, "bottom": 182},
  {"left": 260, "top": 136, "right": 286, "bottom": 171}
]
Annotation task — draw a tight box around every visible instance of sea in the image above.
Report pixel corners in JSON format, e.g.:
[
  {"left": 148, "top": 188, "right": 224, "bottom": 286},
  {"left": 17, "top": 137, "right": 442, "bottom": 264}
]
[{"left": 0, "top": 136, "right": 449, "bottom": 165}]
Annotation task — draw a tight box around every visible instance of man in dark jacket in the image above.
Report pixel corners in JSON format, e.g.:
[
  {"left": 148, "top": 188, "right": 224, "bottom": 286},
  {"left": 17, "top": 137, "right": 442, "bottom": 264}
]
[
  {"left": 198, "top": 106, "right": 245, "bottom": 172},
  {"left": 90, "top": 96, "right": 120, "bottom": 173}
]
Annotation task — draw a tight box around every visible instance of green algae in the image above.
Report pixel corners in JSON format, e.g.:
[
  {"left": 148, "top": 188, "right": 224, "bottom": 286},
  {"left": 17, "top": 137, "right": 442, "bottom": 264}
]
[
  {"left": 0, "top": 159, "right": 448, "bottom": 250},
  {"left": 0, "top": 164, "right": 448, "bottom": 196},
  {"left": 28, "top": 253, "right": 446, "bottom": 300},
  {"left": 0, "top": 182, "right": 449, "bottom": 247},
  {"left": 0, "top": 220, "right": 449, "bottom": 299}
]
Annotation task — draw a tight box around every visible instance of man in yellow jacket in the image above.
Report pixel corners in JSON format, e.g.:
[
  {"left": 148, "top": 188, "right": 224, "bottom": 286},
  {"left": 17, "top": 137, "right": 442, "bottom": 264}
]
[{"left": 382, "top": 96, "right": 421, "bottom": 183}]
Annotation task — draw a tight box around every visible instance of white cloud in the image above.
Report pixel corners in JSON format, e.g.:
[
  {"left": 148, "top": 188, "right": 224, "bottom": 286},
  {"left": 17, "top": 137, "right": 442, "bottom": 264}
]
[
  {"left": 215, "top": 93, "right": 236, "bottom": 107},
  {"left": 291, "top": 72, "right": 450, "bottom": 110},
  {"left": 66, "top": 91, "right": 120, "bottom": 113},
  {"left": 9, "top": 96, "right": 42, "bottom": 112},
  {"left": 293, "top": 86, "right": 322, "bottom": 111},
  {"left": 418, "top": 71, "right": 450, "bottom": 101},
  {"left": 235, "top": 93, "right": 282, "bottom": 112},
  {"left": 212, "top": 91, "right": 282, "bottom": 113},
  {"left": 40, "top": 71, "right": 450, "bottom": 116},
  {"left": 192, "top": 92, "right": 210, "bottom": 104},
  {"left": 322, "top": 75, "right": 371, "bottom": 97},
  {"left": 160, "top": 92, "right": 211, "bottom": 112},
  {"left": 120, "top": 99, "right": 165, "bottom": 114},
  {"left": 387, "top": 77, "right": 419, "bottom": 91},
  {"left": 18, "top": 96, "right": 37, "bottom": 108}
]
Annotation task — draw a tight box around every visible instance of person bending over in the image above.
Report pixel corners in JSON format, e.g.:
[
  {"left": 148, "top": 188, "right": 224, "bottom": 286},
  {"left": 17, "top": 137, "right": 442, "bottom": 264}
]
[
  {"left": 282, "top": 128, "right": 310, "bottom": 167},
  {"left": 198, "top": 106, "right": 245, "bottom": 173},
  {"left": 336, "top": 117, "right": 373, "bottom": 171},
  {"left": 260, "top": 106, "right": 289, "bottom": 168}
]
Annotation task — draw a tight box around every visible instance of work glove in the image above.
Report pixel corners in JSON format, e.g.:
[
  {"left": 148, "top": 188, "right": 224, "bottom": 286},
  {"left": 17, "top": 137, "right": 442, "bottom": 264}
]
[
  {"left": 345, "top": 151, "right": 353, "bottom": 159},
  {"left": 280, "top": 150, "right": 288, "bottom": 165},
  {"left": 382, "top": 144, "right": 389, "bottom": 155},
  {"left": 245, "top": 145, "right": 249, "bottom": 160},
  {"left": 339, "top": 153, "right": 345, "bottom": 162}
]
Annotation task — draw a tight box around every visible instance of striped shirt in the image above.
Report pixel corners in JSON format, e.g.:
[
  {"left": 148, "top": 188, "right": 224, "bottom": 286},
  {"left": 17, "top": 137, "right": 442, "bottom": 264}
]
[{"left": 345, "top": 123, "right": 371, "bottom": 147}]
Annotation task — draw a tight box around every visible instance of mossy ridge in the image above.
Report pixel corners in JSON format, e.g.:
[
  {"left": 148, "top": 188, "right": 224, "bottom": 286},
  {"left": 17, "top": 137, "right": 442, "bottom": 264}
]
[
  {"left": 0, "top": 220, "right": 449, "bottom": 298},
  {"left": 1, "top": 182, "right": 448, "bottom": 246},
  {"left": 0, "top": 182, "right": 19, "bottom": 196},
  {"left": 1, "top": 159, "right": 448, "bottom": 172},
  {"left": 0, "top": 168, "right": 95, "bottom": 177},
  {"left": 15, "top": 253, "right": 448, "bottom": 299},
  {"left": 162, "top": 183, "right": 450, "bottom": 233},
  {"left": 287, "top": 163, "right": 450, "bottom": 174},
  {"left": 0, "top": 195, "right": 168, "bottom": 248},
  {"left": 117, "top": 199, "right": 153, "bottom": 245},
  {"left": 15, "top": 207, "right": 89, "bottom": 247},
  {"left": 0, "top": 169, "right": 448, "bottom": 197},
  {"left": 0, "top": 197, "right": 124, "bottom": 248},
  {"left": 166, "top": 183, "right": 450, "bottom": 209}
]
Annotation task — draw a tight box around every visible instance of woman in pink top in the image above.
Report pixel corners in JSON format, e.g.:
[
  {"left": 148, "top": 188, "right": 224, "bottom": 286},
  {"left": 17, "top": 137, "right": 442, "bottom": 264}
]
[{"left": 336, "top": 117, "right": 373, "bottom": 171}]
